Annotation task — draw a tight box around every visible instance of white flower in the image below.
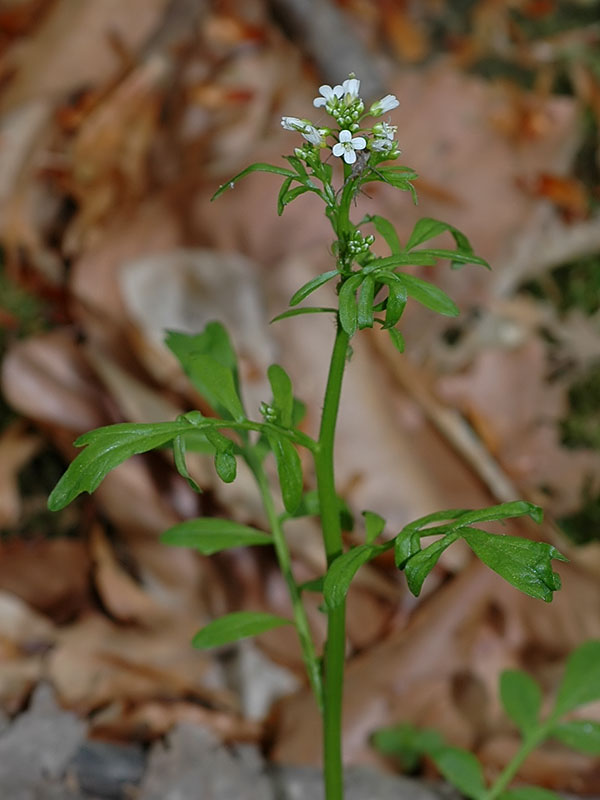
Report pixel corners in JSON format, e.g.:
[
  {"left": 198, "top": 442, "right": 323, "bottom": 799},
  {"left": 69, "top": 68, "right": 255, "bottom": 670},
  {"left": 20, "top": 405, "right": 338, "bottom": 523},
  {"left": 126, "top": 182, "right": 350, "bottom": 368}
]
[
  {"left": 281, "top": 116, "right": 324, "bottom": 146},
  {"left": 374, "top": 121, "right": 397, "bottom": 140},
  {"left": 313, "top": 84, "right": 344, "bottom": 108},
  {"left": 369, "top": 94, "right": 399, "bottom": 116},
  {"left": 332, "top": 129, "right": 367, "bottom": 164},
  {"left": 370, "top": 138, "right": 394, "bottom": 152},
  {"left": 342, "top": 76, "right": 361, "bottom": 102}
]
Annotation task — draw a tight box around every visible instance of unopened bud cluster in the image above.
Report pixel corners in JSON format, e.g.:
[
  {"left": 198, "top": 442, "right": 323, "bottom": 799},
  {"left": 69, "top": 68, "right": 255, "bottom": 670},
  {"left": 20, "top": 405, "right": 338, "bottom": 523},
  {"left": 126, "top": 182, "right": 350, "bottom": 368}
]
[{"left": 347, "top": 230, "right": 375, "bottom": 255}]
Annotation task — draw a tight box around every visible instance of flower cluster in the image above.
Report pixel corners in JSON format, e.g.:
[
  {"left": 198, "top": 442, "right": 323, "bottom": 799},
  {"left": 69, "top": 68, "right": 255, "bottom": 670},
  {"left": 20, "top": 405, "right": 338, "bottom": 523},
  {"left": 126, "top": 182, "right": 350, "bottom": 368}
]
[{"left": 280, "top": 74, "right": 400, "bottom": 166}]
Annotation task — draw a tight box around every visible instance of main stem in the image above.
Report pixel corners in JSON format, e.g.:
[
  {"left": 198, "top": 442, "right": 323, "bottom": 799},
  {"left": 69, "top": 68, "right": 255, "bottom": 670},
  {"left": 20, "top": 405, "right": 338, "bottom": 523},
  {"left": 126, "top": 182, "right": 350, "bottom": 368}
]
[{"left": 316, "top": 323, "right": 350, "bottom": 800}]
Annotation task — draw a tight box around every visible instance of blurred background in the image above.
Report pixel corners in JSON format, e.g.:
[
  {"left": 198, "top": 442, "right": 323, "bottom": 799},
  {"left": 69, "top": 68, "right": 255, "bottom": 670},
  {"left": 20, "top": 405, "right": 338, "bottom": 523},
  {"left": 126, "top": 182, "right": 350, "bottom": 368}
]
[{"left": 0, "top": 0, "right": 600, "bottom": 795}]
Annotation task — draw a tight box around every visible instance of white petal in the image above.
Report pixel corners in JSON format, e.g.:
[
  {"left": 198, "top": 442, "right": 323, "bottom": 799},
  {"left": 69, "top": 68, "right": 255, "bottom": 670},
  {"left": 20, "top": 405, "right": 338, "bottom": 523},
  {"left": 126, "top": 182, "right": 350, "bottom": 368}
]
[
  {"left": 332, "top": 84, "right": 344, "bottom": 98},
  {"left": 313, "top": 97, "right": 327, "bottom": 107},
  {"left": 319, "top": 84, "right": 334, "bottom": 98},
  {"left": 352, "top": 136, "right": 366, "bottom": 150},
  {"left": 338, "top": 129, "right": 352, "bottom": 142},
  {"left": 344, "top": 149, "right": 357, "bottom": 164},
  {"left": 332, "top": 143, "right": 345, "bottom": 157}
]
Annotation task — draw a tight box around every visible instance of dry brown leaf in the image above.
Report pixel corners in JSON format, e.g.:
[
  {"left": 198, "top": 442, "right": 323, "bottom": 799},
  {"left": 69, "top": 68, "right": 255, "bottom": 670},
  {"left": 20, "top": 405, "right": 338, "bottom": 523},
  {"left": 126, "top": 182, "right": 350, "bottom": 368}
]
[
  {"left": 0, "top": 538, "right": 90, "bottom": 623},
  {"left": 47, "top": 612, "right": 230, "bottom": 715},
  {"left": 0, "top": 420, "right": 41, "bottom": 528},
  {"left": 90, "top": 524, "right": 168, "bottom": 627},
  {"left": 0, "top": 0, "right": 169, "bottom": 112},
  {"left": 1, "top": 329, "right": 105, "bottom": 432},
  {"left": 90, "top": 698, "right": 263, "bottom": 744}
]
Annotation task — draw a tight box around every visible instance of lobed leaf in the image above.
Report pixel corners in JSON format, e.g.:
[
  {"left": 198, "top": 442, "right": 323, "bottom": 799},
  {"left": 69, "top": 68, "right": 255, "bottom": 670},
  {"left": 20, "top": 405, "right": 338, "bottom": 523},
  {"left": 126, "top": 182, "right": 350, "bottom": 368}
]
[
  {"left": 462, "top": 531, "right": 566, "bottom": 602},
  {"left": 48, "top": 421, "right": 193, "bottom": 511},
  {"left": 192, "top": 611, "right": 291, "bottom": 648},
  {"left": 404, "top": 533, "right": 460, "bottom": 596},
  {"left": 161, "top": 518, "right": 272, "bottom": 554},
  {"left": 387, "top": 327, "right": 405, "bottom": 353}
]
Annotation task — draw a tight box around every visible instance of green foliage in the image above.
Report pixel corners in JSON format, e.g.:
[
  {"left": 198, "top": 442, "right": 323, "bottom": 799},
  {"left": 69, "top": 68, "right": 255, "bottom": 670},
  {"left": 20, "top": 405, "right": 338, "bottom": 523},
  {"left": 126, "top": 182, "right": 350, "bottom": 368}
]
[
  {"left": 553, "top": 640, "right": 600, "bottom": 715},
  {"left": 374, "top": 639, "right": 600, "bottom": 800},
  {"left": 161, "top": 518, "right": 273, "bottom": 554},
  {"left": 500, "top": 670, "right": 542, "bottom": 736},
  {"left": 48, "top": 421, "right": 194, "bottom": 510},
  {"left": 268, "top": 433, "right": 303, "bottom": 514},
  {"left": 192, "top": 611, "right": 291, "bottom": 648}
]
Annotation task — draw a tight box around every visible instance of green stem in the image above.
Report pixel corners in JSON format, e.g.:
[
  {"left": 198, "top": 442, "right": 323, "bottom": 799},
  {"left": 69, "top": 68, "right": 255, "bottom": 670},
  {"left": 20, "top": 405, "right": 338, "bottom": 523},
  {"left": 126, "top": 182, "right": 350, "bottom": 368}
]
[
  {"left": 246, "top": 448, "right": 323, "bottom": 711},
  {"left": 315, "top": 323, "right": 351, "bottom": 800},
  {"left": 483, "top": 726, "right": 549, "bottom": 800}
]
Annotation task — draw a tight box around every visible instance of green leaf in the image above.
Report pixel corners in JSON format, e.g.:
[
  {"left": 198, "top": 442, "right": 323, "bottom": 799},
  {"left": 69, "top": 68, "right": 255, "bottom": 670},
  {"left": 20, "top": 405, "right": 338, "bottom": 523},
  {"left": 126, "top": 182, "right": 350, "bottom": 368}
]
[
  {"left": 500, "top": 669, "right": 542, "bottom": 736},
  {"left": 363, "top": 510, "right": 386, "bottom": 544},
  {"left": 192, "top": 611, "right": 291, "bottom": 648},
  {"left": 48, "top": 421, "right": 192, "bottom": 511},
  {"left": 387, "top": 327, "right": 405, "bottom": 353},
  {"left": 395, "top": 273, "right": 459, "bottom": 317},
  {"left": 165, "top": 325, "right": 244, "bottom": 420},
  {"left": 268, "top": 434, "right": 303, "bottom": 514},
  {"left": 270, "top": 306, "right": 337, "bottom": 323},
  {"left": 406, "top": 217, "right": 472, "bottom": 252},
  {"left": 404, "top": 533, "right": 460, "bottom": 596},
  {"left": 501, "top": 788, "right": 564, "bottom": 800},
  {"left": 277, "top": 176, "right": 293, "bottom": 215},
  {"left": 161, "top": 518, "right": 273, "bottom": 554},
  {"left": 428, "top": 747, "right": 486, "bottom": 800},
  {"left": 189, "top": 354, "right": 245, "bottom": 422},
  {"left": 324, "top": 544, "right": 386, "bottom": 609},
  {"left": 211, "top": 162, "right": 296, "bottom": 201},
  {"left": 214, "top": 448, "right": 237, "bottom": 483},
  {"left": 371, "top": 723, "right": 445, "bottom": 772},
  {"left": 415, "top": 248, "right": 490, "bottom": 269},
  {"left": 448, "top": 501, "right": 543, "bottom": 528},
  {"left": 278, "top": 182, "right": 313, "bottom": 215},
  {"left": 554, "top": 640, "right": 600, "bottom": 716},
  {"left": 358, "top": 275, "right": 375, "bottom": 329},
  {"left": 268, "top": 364, "right": 294, "bottom": 428},
  {"left": 552, "top": 720, "right": 600, "bottom": 754},
  {"left": 173, "top": 434, "right": 203, "bottom": 493},
  {"left": 462, "top": 531, "right": 566, "bottom": 602},
  {"left": 394, "top": 529, "right": 421, "bottom": 569},
  {"left": 204, "top": 428, "right": 237, "bottom": 483},
  {"left": 382, "top": 276, "right": 407, "bottom": 329},
  {"left": 289, "top": 270, "right": 339, "bottom": 306},
  {"left": 338, "top": 274, "right": 363, "bottom": 337},
  {"left": 364, "top": 214, "right": 401, "bottom": 254}
]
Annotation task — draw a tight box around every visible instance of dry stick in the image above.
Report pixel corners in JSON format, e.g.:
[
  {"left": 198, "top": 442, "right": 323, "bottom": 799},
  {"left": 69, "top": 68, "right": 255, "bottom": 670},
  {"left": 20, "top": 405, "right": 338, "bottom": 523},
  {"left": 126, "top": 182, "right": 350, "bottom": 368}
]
[
  {"left": 267, "top": 0, "right": 385, "bottom": 103},
  {"left": 493, "top": 213, "right": 600, "bottom": 298},
  {"left": 369, "top": 331, "right": 569, "bottom": 548}
]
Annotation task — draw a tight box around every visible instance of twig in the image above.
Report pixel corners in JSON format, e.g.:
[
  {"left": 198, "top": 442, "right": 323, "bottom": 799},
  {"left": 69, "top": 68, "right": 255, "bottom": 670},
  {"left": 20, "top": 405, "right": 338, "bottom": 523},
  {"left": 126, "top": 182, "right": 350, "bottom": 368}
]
[{"left": 267, "top": 0, "right": 385, "bottom": 103}]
